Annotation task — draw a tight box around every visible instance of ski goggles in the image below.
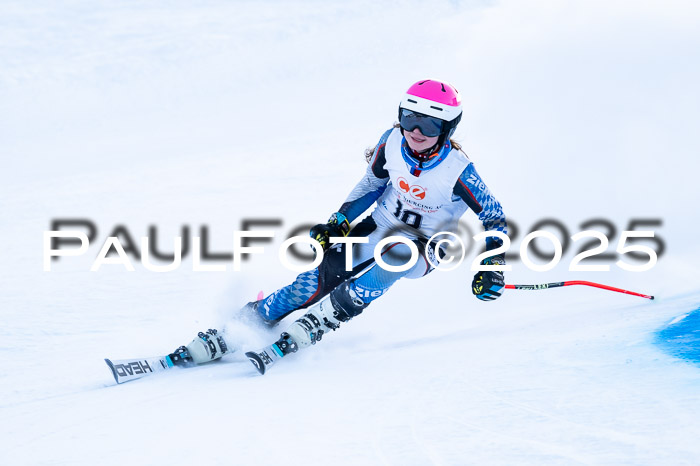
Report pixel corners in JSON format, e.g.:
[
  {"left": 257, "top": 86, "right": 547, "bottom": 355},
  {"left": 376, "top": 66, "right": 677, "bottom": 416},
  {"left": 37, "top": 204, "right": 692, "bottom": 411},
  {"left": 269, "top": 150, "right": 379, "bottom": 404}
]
[{"left": 399, "top": 109, "right": 444, "bottom": 138}]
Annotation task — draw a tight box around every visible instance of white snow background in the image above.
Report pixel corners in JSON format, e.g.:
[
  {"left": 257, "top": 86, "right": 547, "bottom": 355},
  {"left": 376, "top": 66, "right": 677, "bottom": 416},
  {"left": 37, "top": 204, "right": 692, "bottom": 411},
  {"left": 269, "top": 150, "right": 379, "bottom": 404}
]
[{"left": 1, "top": 0, "right": 700, "bottom": 464}]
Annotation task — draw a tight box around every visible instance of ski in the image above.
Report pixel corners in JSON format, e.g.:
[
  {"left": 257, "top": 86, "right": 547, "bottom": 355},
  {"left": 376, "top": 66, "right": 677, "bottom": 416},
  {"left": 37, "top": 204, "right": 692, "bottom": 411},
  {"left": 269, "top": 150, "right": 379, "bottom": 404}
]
[
  {"left": 105, "top": 346, "right": 194, "bottom": 384},
  {"left": 105, "top": 356, "right": 171, "bottom": 384},
  {"left": 245, "top": 332, "right": 299, "bottom": 375},
  {"left": 245, "top": 344, "right": 285, "bottom": 375}
]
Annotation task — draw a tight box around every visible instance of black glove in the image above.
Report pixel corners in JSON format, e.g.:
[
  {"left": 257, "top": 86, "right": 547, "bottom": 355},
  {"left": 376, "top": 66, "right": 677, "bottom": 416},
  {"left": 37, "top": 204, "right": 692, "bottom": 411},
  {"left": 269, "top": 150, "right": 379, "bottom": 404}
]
[
  {"left": 472, "top": 253, "right": 506, "bottom": 301},
  {"left": 309, "top": 212, "right": 350, "bottom": 251}
]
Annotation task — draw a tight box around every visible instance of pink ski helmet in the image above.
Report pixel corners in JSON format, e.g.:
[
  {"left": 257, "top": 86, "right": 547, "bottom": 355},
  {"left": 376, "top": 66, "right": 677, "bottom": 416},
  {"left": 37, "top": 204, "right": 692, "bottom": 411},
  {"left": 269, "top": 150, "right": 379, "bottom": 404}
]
[{"left": 398, "top": 79, "right": 463, "bottom": 141}]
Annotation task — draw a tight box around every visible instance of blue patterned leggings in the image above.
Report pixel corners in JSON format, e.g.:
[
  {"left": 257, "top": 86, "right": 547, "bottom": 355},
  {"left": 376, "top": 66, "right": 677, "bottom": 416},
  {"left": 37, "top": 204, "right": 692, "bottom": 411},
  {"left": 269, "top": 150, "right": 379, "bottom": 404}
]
[{"left": 257, "top": 216, "right": 433, "bottom": 323}]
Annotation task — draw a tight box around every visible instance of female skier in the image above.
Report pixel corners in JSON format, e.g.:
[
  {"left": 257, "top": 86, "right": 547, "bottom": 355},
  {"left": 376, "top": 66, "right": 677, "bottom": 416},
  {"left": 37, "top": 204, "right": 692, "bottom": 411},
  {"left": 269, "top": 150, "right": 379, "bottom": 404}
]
[{"left": 173, "top": 79, "right": 508, "bottom": 372}]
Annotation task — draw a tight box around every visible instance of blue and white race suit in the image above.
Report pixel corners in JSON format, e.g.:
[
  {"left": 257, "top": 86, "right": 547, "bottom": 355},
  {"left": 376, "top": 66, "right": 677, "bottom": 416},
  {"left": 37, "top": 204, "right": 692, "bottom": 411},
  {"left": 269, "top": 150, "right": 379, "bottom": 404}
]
[{"left": 259, "top": 127, "right": 508, "bottom": 322}]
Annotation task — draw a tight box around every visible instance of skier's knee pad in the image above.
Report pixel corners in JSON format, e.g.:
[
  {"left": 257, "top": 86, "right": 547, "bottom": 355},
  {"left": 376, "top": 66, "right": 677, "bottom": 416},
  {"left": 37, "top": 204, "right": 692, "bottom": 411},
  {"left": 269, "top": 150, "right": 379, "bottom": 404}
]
[
  {"left": 317, "top": 220, "right": 377, "bottom": 296},
  {"left": 329, "top": 280, "right": 371, "bottom": 321},
  {"left": 317, "top": 244, "right": 355, "bottom": 294},
  {"left": 186, "top": 329, "right": 230, "bottom": 364}
]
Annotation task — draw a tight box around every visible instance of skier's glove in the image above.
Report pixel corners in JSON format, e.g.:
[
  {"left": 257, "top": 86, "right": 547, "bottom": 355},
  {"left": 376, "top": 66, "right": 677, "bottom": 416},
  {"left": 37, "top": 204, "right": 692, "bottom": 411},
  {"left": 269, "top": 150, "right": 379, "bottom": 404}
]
[
  {"left": 309, "top": 212, "right": 350, "bottom": 251},
  {"left": 472, "top": 253, "right": 506, "bottom": 301}
]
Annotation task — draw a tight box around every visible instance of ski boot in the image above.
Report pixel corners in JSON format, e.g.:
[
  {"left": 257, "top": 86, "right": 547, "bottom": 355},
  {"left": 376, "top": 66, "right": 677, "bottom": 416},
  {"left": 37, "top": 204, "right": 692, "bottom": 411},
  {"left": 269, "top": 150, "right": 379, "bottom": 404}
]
[
  {"left": 246, "top": 281, "right": 371, "bottom": 374},
  {"left": 282, "top": 296, "right": 341, "bottom": 349},
  {"left": 282, "top": 279, "right": 372, "bottom": 348},
  {"left": 167, "top": 329, "right": 231, "bottom": 367},
  {"left": 244, "top": 294, "right": 345, "bottom": 375}
]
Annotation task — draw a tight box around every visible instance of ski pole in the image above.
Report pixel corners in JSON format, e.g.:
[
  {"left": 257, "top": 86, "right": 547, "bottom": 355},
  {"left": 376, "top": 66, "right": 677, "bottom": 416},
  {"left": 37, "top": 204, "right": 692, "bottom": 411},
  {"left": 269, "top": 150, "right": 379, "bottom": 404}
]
[{"left": 505, "top": 281, "right": 654, "bottom": 300}]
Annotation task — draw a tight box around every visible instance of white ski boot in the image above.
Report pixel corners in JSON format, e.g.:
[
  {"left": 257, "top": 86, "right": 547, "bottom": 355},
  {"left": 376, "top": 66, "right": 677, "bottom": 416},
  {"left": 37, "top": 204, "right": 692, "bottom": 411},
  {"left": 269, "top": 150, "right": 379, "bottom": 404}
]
[
  {"left": 281, "top": 294, "right": 343, "bottom": 349},
  {"left": 169, "top": 329, "right": 231, "bottom": 366}
]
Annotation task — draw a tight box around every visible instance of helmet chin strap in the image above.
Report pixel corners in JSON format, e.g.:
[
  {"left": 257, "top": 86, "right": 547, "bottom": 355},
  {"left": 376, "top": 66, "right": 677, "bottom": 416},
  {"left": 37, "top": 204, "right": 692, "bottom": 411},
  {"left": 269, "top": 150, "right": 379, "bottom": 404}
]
[{"left": 411, "top": 142, "right": 440, "bottom": 167}]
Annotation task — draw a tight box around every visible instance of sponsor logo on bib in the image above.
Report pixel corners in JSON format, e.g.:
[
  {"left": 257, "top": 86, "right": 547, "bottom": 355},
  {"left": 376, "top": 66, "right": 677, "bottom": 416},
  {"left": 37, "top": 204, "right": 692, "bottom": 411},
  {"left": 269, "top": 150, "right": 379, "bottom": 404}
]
[{"left": 398, "top": 177, "right": 427, "bottom": 200}]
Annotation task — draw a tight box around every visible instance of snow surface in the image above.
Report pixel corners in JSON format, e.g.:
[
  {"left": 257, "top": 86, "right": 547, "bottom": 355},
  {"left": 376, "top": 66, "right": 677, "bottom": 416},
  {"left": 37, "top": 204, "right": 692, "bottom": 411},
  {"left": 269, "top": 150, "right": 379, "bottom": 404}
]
[{"left": 2, "top": 1, "right": 700, "bottom": 464}]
